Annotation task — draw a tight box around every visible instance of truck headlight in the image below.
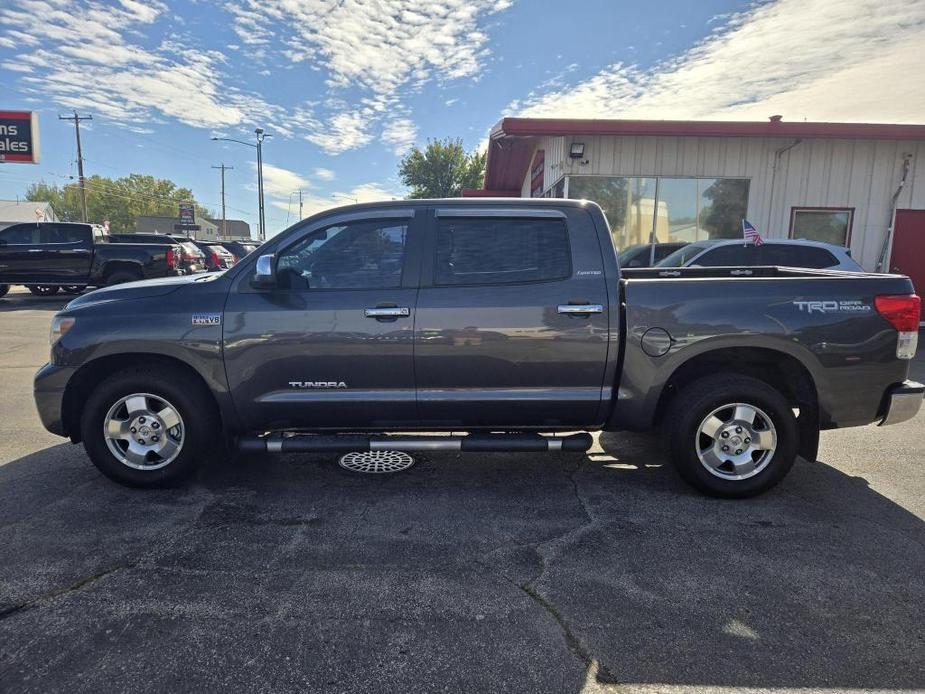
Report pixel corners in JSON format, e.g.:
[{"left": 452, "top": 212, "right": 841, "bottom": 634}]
[{"left": 50, "top": 316, "right": 76, "bottom": 345}]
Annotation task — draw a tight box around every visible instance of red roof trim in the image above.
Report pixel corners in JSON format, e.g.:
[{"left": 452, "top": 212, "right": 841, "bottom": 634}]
[{"left": 493, "top": 117, "right": 925, "bottom": 141}]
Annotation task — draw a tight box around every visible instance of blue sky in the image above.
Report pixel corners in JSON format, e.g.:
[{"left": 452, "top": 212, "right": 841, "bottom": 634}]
[{"left": 1, "top": 0, "right": 923, "bottom": 237}]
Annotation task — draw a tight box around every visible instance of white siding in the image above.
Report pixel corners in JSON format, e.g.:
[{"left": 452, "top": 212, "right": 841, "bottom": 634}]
[{"left": 525, "top": 134, "right": 925, "bottom": 270}]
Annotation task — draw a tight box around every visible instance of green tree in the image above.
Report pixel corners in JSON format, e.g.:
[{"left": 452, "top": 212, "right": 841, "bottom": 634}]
[
  {"left": 25, "top": 174, "right": 211, "bottom": 232},
  {"left": 398, "top": 138, "right": 486, "bottom": 198},
  {"left": 700, "top": 179, "right": 750, "bottom": 239}
]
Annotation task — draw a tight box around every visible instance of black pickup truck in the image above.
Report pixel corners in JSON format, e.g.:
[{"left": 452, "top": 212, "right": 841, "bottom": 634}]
[
  {"left": 0, "top": 222, "right": 182, "bottom": 297},
  {"left": 34, "top": 200, "right": 922, "bottom": 497}
]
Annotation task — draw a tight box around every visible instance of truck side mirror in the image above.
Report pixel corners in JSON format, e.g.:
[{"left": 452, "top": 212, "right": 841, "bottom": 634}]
[{"left": 251, "top": 253, "right": 276, "bottom": 289}]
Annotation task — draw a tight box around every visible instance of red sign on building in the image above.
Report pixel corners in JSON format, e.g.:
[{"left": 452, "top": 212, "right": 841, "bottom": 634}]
[{"left": 0, "top": 111, "right": 40, "bottom": 164}]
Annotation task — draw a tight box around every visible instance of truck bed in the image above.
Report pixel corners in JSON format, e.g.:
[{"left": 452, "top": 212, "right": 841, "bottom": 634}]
[{"left": 614, "top": 265, "right": 916, "bottom": 431}]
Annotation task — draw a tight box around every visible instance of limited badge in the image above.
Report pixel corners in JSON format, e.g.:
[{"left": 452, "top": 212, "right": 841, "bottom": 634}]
[{"left": 191, "top": 313, "right": 221, "bottom": 326}]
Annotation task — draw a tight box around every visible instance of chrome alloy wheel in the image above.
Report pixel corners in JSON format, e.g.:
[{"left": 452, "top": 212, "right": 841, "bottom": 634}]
[
  {"left": 103, "top": 393, "right": 185, "bottom": 470},
  {"left": 695, "top": 402, "right": 777, "bottom": 481}
]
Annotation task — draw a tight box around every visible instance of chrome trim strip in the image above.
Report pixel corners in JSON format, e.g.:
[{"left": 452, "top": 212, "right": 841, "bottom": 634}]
[
  {"left": 370, "top": 438, "right": 463, "bottom": 451},
  {"left": 435, "top": 207, "right": 567, "bottom": 219}
]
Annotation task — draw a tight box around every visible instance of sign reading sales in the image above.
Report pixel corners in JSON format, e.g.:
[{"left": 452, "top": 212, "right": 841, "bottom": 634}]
[{"left": 0, "top": 111, "right": 40, "bottom": 164}]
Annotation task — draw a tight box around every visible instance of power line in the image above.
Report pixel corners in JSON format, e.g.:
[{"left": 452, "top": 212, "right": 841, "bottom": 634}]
[{"left": 58, "top": 111, "right": 92, "bottom": 222}]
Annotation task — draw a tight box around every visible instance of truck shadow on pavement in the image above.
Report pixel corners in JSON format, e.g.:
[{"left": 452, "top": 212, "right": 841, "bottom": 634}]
[
  {"left": 0, "top": 434, "right": 923, "bottom": 693},
  {"left": 0, "top": 294, "right": 72, "bottom": 313}
]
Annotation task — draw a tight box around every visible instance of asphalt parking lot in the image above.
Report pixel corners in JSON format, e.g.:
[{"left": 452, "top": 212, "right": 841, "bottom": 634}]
[{"left": 1, "top": 286, "right": 923, "bottom": 694}]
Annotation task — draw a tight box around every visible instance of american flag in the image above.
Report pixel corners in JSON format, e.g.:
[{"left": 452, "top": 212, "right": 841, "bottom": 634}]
[{"left": 742, "top": 219, "right": 764, "bottom": 246}]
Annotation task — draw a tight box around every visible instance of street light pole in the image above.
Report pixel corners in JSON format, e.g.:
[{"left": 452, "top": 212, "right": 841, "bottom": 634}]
[
  {"left": 255, "top": 128, "right": 266, "bottom": 242},
  {"left": 210, "top": 129, "right": 270, "bottom": 242}
]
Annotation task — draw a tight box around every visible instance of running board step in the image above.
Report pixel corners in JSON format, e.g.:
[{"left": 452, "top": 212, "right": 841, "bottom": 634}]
[{"left": 238, "top": 433, "right": 593, "bottom": 454}]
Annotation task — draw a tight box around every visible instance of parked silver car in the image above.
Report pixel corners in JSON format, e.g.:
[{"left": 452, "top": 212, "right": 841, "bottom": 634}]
[{"left": 656, "top": 239, "right": 864, "bottom": 271}]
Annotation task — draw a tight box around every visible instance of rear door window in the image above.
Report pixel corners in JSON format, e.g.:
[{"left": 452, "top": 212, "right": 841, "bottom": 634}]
[
  {"left": 435, "top": 217, "right": 570, "bottom": 285},
  {"left": 760, "top": 244, "right": 838, "bottom": 268},
  {"left": 40, "top": 224, "right": 90, "bottom": 244},
  {"left": 695, "top": 244, "right": 759, "bottom": 266}
]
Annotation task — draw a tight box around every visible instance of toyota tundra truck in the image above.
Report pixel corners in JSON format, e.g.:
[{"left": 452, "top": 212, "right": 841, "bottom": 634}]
[{"left": 33, "top": 200, "right": 923, "bottom": 497}]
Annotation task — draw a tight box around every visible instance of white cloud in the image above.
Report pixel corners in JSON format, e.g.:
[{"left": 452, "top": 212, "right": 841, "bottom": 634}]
[
  {"left": 253, "top": 162, "right": 311, "bottom": 199},
  {"left": 381, "top": 117, "right": 417, "bottom": 155},
  {"left": 510, "top": 0, "right": 925, "bottom": 124},
  {"left": 314, "top": 168, "right": 335, "bottom": 181},
  {"left": 301, "top": 106, "right": 375, "bottom": 154},
  {"left": 268, "top": 182, "right": 402, "bottom": 235},
  {"left": 226, "top": 0, "right": 512, "bottom": 153},
  {"left": 0, "top": 0, "right": 285, "bottom": 131}
]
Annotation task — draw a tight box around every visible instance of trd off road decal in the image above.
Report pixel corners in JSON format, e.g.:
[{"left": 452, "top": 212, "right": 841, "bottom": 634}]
[{"left": 792, "top": 300, "right": 871, "bottom": 314}]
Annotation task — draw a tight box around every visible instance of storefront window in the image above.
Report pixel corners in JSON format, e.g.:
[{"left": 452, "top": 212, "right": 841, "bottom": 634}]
[
  {"left": 790, "top": 208, "right": 852, "bottom": 246},
  {"left": 567, "top": 175, "right": 749, "bottom": 251}
]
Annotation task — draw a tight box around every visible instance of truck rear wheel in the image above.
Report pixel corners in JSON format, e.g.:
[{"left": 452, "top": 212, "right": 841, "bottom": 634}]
[
  {"left": 80, "top": 366, "right": 220, "bottom": 487},
  {"left": 105, "top": 270, "right": 141, "bottom": 286},
  {"left": 665, "top": 374, "right": 798, "bottom": 498},
  {"left": 28, "top": 285, "right": 59, "bottom": 296}
]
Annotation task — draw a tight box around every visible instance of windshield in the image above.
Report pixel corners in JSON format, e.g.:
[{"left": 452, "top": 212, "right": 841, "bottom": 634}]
[
  {"left": 617, "top": 246, "right": 645, "bottom": 265},
  {"left": 656, "top": 243, "right": 710, "bottom": 267}
]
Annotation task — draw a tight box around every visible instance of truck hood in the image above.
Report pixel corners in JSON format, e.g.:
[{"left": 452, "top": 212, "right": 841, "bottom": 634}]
[{"left": 66, "top": 273, "right": 219, "bottom": 309}]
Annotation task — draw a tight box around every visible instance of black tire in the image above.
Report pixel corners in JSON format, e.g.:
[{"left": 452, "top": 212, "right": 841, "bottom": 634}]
[
  {"left": 28, "top": 285, "right": 59, "bottom": 296},
  {"left": 105, "top": 270, "right": 142, "bottom": 286},
  {"left": 61, "top": 285, "right": 85, "bottom": 295},
  {"left": 80, "top": 366, "right": 221, "bottom": 487},
  {"left": 664, "top": 374, "right": 798, "bottom": 498},
  {"left": 0, "top": 284, "right": 9, "bottom": 298}
]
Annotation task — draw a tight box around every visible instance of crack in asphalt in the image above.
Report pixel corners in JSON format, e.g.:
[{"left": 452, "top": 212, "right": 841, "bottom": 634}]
[
  {"left": 481, "top": 459, "right": 617, "bottom": 684},
  {"left": 0, "top": 562, "right": 136, "bottom": 621}
]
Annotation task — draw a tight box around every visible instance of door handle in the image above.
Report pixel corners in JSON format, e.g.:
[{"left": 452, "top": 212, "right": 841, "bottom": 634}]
[
  {"left": 364, "top": 306, "right": 410, "bottom": 318},
  {"left": 557, "top": 303, "right": 604, "bottom": 315}
]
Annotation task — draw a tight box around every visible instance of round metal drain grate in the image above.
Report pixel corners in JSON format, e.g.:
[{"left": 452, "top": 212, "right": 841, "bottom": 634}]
[{"left": 338, "top": 450, "right": 415, "bottom": 474}]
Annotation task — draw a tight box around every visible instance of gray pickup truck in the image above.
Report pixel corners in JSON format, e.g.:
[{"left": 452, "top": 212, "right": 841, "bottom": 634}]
[{"left": 34, "top": 199, "right": 922, "bottom": 497}]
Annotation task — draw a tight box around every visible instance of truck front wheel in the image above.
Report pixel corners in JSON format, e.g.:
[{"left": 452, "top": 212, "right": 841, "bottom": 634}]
[
  {"left": 0, "top": 284, "right": 9, "bottom": 298},
  {"left": 80, "top": 366, "right": 220, "bottom": 487},
  {"left": 665, "top": 375, "right": 798, "bottom": 498}
]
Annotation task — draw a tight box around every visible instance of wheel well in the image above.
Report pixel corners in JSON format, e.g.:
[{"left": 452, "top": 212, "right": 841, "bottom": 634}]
[
  {"left": 103, "top": 262, "right": 143, "bottom": 281},
  {"left": 654, "top": 347, "right": 818, "bottom": 428},
  {"left": 63, "top": 353, "right": 221, "bottom": 443}
]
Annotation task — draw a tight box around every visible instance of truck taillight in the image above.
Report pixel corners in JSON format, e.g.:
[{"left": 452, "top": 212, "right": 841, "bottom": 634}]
[
  {"left": 166, "top": 247, "right": 177, "bottom": 269},
  {"left": 875, "top": 294, "right": 920, "bottom": 359}
]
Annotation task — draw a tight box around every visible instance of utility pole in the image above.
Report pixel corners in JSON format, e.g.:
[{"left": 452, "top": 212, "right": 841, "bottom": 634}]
[
  {"left": 298, "top": 189, "right": 303, "bottom": 220},
  {"left": 211, "top": 163, "right": 233, "bottom": 239},
  {"left": 59, "top": 111, "right": 92, "bottom": 222}
]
